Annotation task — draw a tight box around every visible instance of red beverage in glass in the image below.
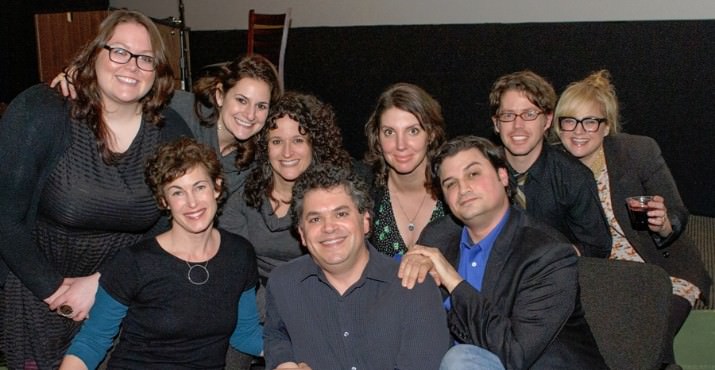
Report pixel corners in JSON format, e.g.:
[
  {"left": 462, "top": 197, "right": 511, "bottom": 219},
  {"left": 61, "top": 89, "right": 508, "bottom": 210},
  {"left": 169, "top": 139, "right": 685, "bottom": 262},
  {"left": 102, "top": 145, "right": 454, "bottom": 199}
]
[{"left": 626, "top": 196, "right": 652, "bottom": 231}]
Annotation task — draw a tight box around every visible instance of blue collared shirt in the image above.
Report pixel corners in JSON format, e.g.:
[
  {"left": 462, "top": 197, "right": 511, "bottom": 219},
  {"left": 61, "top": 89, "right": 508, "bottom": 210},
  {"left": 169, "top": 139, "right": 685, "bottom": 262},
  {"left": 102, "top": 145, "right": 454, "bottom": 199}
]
[{"left": 445, "top": 209, "right": 510, "bottom": 310}]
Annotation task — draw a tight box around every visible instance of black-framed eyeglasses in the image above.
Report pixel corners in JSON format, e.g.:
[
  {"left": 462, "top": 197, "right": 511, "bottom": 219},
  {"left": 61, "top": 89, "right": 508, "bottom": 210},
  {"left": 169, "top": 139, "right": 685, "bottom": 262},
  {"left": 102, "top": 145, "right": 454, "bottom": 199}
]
[
  {"left": 496, "top": 110, "right": 543, "bottom": 122},
  {"left": 103, "top": 45, "right": 156, "bottom": 71},
  {"left": 558, "top": 117, "right": 607, "bottom": 132}
]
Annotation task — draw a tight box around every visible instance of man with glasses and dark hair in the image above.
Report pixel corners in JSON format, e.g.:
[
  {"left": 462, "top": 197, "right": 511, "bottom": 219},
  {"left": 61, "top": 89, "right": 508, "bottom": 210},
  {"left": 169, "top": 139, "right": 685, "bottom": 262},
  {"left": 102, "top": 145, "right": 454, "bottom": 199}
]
[{"left": 488, "top": 70, "right": 611, "bottom": 258}]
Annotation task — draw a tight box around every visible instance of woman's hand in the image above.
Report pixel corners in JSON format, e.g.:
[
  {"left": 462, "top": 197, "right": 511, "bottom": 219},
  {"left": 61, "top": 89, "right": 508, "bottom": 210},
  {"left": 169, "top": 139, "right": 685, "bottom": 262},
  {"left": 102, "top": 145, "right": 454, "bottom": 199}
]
[
  {"left": 43, "top": 279, "right": 72, "bottom": 306},
  {"left": 59, "top": 354, "right": 89, "bottom": 370},
  {"left": 48, "top": 272, "right": 101, "bottom": 321},
  {"left": 275, "top": 362, "right": 312, "bottom": 369},
  {"left": 50, "top": 68, "right": 77, "bottom": 99},
  {"left": 647, "top": 195, "right": 673, "bottom": 238}
]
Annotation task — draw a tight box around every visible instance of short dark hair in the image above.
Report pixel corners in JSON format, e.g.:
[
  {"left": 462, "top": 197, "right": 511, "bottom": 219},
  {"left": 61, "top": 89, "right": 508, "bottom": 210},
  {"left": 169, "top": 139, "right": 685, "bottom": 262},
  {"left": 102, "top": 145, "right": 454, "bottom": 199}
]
[
  {"left": 431, "top": 135, "right": 512, "bottom": 197},
  {"left": 145, "top": 137, "right": 226, "bottom": 209},
  {"left": 291, "top": 165, "right": 373, "bottom": 228}
]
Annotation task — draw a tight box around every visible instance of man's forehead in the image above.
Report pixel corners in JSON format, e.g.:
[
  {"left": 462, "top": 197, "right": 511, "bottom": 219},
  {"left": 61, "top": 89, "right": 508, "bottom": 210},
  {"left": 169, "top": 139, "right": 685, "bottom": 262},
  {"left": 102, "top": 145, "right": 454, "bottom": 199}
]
[
  {"left": 444, "top": 148, "right": 489, "bottom": 169},
  {"left": 303, "top": 186, "right": 355, "bottom": 211}
]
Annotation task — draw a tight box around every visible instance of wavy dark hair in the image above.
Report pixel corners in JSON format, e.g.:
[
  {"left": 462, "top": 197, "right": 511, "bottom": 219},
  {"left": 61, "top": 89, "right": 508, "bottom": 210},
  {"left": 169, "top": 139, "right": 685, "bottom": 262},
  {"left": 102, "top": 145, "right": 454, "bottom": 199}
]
[
  {"left": 363, "top": 83, "right": 446, "bottom": 196},
  {"left": 67, "top": 9, "right": 175, "bottom": 163},
  {"left": 145, "top": 137, "right": 226, "bottom": 211},
  {"left": 244, "top": 92, "right": 352, "bottom": 210},
  {"left": 193, "top": 54, "right": 282, "bottom": 169},
  {"left": 291, "top": 165, "right": 373, "bottom": 230}
]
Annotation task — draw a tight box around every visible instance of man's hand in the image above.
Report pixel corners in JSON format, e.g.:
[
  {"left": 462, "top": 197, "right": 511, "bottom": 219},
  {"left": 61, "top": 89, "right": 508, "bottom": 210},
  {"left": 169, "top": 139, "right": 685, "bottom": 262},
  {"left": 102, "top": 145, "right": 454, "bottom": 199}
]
[
  {"left": 398, "top": 245, "right": 439, "bottom": 289},
  {"left": 403, "top": 246, "right": 464, "bottom": 293}
]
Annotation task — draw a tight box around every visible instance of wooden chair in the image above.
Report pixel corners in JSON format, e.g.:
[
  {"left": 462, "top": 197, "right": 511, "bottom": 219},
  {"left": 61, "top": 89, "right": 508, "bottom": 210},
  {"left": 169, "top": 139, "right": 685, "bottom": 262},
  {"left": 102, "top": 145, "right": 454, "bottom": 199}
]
[
  {"left": 578, "top": 257, "right": 673, "bottom": 370},
  {"left": 247, "top": 8, "right": 291, "bottom": 87}
]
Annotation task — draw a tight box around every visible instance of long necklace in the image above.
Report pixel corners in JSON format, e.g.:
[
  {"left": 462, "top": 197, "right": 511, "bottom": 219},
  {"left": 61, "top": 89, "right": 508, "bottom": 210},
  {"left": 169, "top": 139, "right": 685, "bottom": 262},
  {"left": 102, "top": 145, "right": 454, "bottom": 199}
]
[
  {"left": 587, "top": 146, "right": 607, "bottom": 177},
  {"left": 186, "top": 260, "right": 210, "bottom": 285},
  {"left": 393, "top": 191, "right": 429, "bottom": 232}
]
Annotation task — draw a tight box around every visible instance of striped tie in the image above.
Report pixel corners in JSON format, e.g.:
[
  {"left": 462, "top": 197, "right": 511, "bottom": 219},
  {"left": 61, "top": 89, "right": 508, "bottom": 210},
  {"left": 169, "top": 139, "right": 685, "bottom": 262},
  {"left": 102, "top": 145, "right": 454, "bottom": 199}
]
[{"left": 514, "top": 172, "right": 528, "bottom": 209}]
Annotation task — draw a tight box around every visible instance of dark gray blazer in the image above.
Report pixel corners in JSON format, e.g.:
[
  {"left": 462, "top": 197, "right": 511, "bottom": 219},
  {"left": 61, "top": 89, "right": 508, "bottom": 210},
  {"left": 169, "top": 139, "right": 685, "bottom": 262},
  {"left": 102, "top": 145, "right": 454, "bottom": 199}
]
[
  {"left": 418, "top": 207, "right": 607, "bottom": 370},
  {"left": 603, "top": 133, "right": 711, "bottom": 301}
]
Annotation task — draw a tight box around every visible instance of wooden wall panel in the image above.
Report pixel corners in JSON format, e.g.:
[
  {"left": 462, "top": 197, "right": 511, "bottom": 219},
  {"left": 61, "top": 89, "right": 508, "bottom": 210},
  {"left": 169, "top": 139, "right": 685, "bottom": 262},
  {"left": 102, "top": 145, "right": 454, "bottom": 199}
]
[
  {"left": 34, "top": 10, "right": 108, "bottom": 82},
  {"left": 34, "top": 10, "right": 185, "bottom": 89}
]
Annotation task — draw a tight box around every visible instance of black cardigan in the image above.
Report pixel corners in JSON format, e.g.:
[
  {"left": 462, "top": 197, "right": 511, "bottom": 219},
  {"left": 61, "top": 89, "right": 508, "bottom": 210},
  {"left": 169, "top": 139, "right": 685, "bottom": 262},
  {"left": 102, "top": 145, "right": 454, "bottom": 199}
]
[{"left": 0, "top": 84, "right": 191, "bottom": 299}]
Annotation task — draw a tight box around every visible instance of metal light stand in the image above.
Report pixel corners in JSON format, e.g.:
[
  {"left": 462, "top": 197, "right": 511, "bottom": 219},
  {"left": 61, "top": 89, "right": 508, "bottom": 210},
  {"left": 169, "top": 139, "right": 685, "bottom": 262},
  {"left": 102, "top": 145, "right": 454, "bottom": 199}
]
[
  {"left": 155, "top": 0, "right": 191, "bottom": 90},
  {"left": 177, "top": 0, "right": 191, "bottom": 90}
]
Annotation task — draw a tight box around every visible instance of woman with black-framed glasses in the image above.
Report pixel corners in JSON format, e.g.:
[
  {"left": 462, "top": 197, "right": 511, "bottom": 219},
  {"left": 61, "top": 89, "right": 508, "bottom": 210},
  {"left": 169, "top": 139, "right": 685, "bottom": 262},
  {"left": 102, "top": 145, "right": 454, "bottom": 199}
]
[
  {"left": 551, "top": 70, "right": 711, "bottom": 369},
  {"left": 0, "top": 9, "right": 192, "bottom": 369}
]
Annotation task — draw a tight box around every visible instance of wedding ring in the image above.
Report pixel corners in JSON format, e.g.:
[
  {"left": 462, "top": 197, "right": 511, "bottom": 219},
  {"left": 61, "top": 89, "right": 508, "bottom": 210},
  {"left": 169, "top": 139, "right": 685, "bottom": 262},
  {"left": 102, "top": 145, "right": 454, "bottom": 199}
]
[{"left": 58, "top": 304, "right": 74, "bottom": 318}]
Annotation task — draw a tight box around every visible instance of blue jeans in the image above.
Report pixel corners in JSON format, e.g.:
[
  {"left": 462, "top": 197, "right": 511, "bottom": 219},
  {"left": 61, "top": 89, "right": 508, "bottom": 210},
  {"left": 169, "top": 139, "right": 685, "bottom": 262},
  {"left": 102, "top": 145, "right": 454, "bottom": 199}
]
[{"left": 440, "top": 344, "right": 505, "bottom": 370}]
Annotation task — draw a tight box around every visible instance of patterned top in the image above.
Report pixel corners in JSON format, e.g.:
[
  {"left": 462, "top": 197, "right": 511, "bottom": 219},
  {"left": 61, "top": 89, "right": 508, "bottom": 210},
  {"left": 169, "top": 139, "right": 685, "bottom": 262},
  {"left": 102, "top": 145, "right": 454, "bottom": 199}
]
[
  {"left": 370, "top": 189, "right": 445, "bottom": 257},
  {"left": 593, "top": 150, "right": 701, "bottom": 306}
]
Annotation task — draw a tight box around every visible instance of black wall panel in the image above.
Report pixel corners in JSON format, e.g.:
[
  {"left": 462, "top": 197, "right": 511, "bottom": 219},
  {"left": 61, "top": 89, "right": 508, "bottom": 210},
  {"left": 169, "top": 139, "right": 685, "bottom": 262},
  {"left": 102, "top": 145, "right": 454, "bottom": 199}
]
[{"left": 190, "top": 20, "right": 714, "bottom": 216}]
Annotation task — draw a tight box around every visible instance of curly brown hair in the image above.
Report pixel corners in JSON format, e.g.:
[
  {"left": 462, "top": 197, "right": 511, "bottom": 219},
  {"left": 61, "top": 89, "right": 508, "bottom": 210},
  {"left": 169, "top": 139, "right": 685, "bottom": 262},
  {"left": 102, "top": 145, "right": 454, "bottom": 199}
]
[
  {"left": 193, "top": 54, "right": 282, "bottom": 170},
  {"left": 67, "top": 9, "right": 175, "bottom": 164},
  {"left": 363, "top": 83, "right": 446, "bottom": 195},
  {"left": 243, "top": 92, "right": 352, "bottom": 209},
  {"left": 145, "top": 137, "right": 226, "bottom": 210}
]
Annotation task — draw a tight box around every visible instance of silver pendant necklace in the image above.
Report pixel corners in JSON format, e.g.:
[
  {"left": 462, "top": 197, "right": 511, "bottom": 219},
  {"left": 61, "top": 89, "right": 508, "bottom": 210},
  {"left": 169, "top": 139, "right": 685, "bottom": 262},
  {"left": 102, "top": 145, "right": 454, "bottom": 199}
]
[
  {"left": 186, "top": 260, "right": 210, "bottom": 285},
  {"left": 393, "top": 191, "right": 429, "bottom": 232}
]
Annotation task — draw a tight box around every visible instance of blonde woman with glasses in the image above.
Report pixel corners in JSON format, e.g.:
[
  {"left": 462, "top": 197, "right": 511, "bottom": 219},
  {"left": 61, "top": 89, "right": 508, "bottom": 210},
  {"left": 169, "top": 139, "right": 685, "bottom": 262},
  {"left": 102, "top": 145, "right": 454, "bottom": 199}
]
[{"left": 551, "top": 70, "right": 711, "bottom": 368}]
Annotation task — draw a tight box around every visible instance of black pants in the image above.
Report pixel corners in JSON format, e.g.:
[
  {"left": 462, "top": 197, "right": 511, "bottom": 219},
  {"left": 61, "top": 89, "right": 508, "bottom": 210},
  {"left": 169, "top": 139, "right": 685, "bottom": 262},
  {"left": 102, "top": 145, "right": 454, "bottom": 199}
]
[{"left": 662, "top": 294, "right": 692, "bottom": 365}]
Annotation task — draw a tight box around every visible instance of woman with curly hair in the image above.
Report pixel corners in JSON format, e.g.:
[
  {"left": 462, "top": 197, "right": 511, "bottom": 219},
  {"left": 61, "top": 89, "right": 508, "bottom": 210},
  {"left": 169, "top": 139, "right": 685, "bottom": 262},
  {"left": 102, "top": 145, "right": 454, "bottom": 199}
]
[
  {"left": 0, "top": 9, "right": 191, "bottom": 369},
  {"left": 363, "top": 83, "right": 447, "bottom": 258},
  {"left": 220, "top": 91, "right": 352, "bottom": 315},
  {"left": 60, "top": 138, "right": 262, "bottom": 370}
]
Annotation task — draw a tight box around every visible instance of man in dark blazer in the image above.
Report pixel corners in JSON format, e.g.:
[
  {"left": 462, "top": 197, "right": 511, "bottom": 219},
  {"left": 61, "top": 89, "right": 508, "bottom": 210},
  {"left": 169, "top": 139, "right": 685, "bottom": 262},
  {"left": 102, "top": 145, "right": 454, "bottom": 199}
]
[{"left": 403, "top": 135, "right": 607, "bottom": 369}]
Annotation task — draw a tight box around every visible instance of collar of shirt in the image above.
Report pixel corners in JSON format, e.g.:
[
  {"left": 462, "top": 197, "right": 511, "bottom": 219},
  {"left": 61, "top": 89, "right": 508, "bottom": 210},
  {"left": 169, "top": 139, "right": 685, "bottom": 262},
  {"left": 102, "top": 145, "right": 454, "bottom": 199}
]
[
  {"left": 508, "top": 144, "right": 550, "bottom": 186},
  {"left": 457, "top": 208, "right": 511, "bottom": 290}
]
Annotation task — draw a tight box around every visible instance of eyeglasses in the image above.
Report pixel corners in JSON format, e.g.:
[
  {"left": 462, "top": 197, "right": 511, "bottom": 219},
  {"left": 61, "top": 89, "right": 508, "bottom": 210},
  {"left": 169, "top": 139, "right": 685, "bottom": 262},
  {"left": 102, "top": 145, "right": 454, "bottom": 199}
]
[
  {"left": 495, "top": 110, "right": 543, "bottom": 122},
  {"left": 558, "top": 117, "right": 607, "bottom": 132},
  {"left": 103, "top": 45, "right": 156, "bottom": 71}
]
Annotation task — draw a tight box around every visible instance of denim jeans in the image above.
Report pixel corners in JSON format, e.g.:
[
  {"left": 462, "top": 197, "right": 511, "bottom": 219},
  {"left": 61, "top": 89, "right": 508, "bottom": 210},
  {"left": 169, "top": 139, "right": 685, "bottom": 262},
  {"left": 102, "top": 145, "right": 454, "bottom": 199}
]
[{"left": 439, "top": 344, "right": 505, "bottom": 370}]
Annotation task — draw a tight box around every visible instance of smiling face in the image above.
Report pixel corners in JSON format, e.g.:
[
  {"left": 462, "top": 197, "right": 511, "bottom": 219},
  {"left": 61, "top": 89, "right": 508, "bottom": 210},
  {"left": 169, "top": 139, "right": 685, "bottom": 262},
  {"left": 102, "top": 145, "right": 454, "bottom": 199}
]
[
  {"left": 378, "top": 107, "right": 430, "bottom": 176},
  {"left": 216, "top": 77, "right": 271, "bottom": 141},
  {"left": 298, "top": 185, "right": 370, "bottom": 276},
  {"left": 439, "top": 148, "right": 510, "bottom": 229},
  {"left": 163, "top": 165, "right": 221, "bottom": 235},
  {"left": 558, "top": 100, "right": 609, "bottom": 167},
  {"left": 493, "top": 90, "right": 552, "bottom": 167},
  {"left": 95, "top": 22, "right": 156, "bottom": 110},
  {"left": 268, "top": 116, "right": 313, "bottom": 185}
]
